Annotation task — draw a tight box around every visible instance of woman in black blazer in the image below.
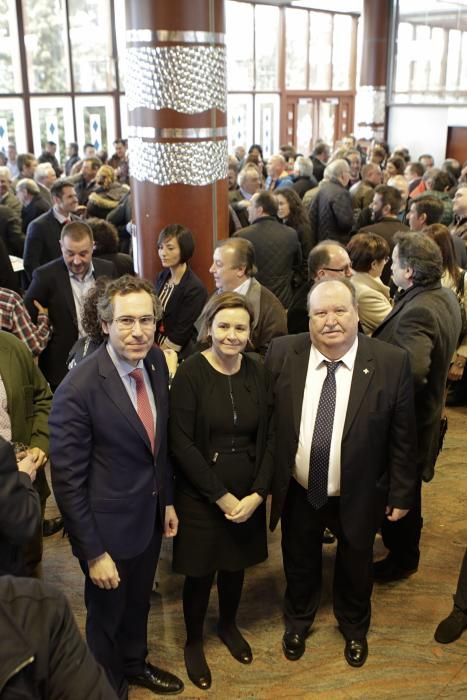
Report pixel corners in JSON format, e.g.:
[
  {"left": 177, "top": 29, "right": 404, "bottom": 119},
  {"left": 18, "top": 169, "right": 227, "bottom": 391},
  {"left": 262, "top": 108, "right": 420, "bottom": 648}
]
[{"left": 155, "top": 224, "right": 207, "bottom": 358}]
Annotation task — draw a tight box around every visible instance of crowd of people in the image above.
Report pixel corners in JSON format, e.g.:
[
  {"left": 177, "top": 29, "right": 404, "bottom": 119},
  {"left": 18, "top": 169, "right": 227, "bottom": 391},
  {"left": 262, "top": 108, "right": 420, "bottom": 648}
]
[{"left": 0, "top": 134, "right": 466, "bottom": 698}]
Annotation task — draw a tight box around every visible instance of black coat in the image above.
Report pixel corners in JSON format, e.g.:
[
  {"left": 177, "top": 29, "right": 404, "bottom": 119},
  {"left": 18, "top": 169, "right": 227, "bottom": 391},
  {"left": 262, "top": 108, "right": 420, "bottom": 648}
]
[
  {"left": 155, "top": 267, "right": 208, "bottom": 354},
  {"left": 0, "top": 576, "right": 117, "bottom": 698},
  {"left": 20, "top": 195, "right": 49, "bottom": 233},
  {"left": 373, "top": 283, "right": 462, "bottom": 481},
  {"left": 235, "top": 217, "right": 302, "bottom": 308},
  {"left": 0, "top": 438, "right": 40, "bottom": 576},
  {"left": 309, "top": 180, "right": 354, "bottom": 246},
  {"left": 24, "top": 257, "right": 116, "bottom": 389}
]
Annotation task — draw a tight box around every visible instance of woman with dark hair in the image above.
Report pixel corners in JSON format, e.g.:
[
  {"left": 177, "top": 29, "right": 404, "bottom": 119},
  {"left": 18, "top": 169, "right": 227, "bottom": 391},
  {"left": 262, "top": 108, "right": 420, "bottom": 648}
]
[
  {"left": 347, "top": 232, "right": 392, "bottom": 335},
  {"left": 155, "top": 224, "right": 207, "bottom": 358},
  {"left": 276, "top": 187, "right": 312, "bottom": 277},
  {"left": 424, "top": 224, "right": 467, "bottom": 405},
  {"left": 169, "top": 291, "right": 274, "bottom": 690},
  {"left": 384, "top": 155, "right": 405, "bottom": 183},
  {"left": 87, "top": 217, "right": 134, "bottom": 276}
]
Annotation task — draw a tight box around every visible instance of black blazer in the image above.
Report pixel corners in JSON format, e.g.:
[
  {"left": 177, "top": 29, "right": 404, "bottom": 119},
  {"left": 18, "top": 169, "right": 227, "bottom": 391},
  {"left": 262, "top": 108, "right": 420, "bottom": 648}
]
[
  {"left": 24, "top": 209, "right": 69, "bottom": 281},
  {"left": 24, "top": 257, "right": 115, "bottom": 389},
  {"left": 50, "top": 343, "right": 172, "bottom": 562},
  {"left": 265, "top": 333, "right": 418, "bottom": 549},
  {"left": 155, "top": 267, "right": 207, "bottom": 353}
]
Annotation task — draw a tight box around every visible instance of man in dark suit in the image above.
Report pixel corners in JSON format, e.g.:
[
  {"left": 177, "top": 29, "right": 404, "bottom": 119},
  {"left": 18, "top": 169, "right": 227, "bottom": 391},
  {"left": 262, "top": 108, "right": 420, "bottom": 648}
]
[
  {"left": 23, "top": 179, "right": 80, "bottom": 282},
  {"left": 265, "top": 278, "right": 417, "bottom": 667},
  {"left": 235, "top": 190, "right": 301, "bottom": 308},
  {"left": 49, "top": 276, "right": 183, "bottom": 699},
  {"left": 25, "top": 221, "right": 115, "bottom": 390},
  {"left": 372, "top": 232, "right": 461, "bottom": 581}
]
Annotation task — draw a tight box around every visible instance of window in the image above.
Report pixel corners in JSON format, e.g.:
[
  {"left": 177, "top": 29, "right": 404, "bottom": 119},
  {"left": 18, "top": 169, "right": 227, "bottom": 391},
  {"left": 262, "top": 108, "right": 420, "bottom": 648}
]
[
  {"left": 393, "top": 0, "right": 467, "bottom": 103},
  {"left": 22, "top": 0, "right": 70, "bottom": 93},
  {"left": 285, "top": 9, "right": 308, "bottom": 90},
  {"left": 68, "top": 0, "right": 116, "bottom": 92},
  {"left": 0, "top": 0, "right": 22, "bottom": 93}
]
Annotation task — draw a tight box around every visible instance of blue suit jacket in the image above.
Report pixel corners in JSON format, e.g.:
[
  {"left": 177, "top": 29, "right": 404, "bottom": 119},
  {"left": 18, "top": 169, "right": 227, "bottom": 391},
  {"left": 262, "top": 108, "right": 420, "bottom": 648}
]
[{"left": 49, "top": 343, "right": 173, "bottom": 562}]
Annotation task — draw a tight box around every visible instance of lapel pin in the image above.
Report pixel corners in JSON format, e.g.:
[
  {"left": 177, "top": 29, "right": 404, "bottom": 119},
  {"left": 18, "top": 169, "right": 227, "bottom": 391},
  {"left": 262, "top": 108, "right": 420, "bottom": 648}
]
[
  {"left": 151, "top": 364, "right": 155, "bottom": 371},
  {"left": 363, "top": 368, "right": 369, "bottom": 374}
]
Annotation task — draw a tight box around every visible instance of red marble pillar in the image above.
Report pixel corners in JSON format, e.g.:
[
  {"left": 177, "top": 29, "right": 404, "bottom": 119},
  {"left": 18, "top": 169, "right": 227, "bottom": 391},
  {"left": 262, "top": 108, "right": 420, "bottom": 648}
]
[
  {"left": 125, "top": 0, "right": 228, "bottom": 289},
  {"left": 356, "top": 0, "right": 391, "bottom": 140}
]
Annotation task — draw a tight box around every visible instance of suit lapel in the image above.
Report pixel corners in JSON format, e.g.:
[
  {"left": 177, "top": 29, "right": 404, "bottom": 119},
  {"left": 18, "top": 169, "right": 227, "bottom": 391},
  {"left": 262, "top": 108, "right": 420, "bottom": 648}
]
[
  {"left": 290, "top": 341, "right": 311, "bottom": 438},
  {"left": 97, "top": 346, "right": 153, "bottom": 451},
  {"left": 342, "top": 336, "right": 374, "bottom": 440},
  {"left": 57, "top": 263, "right": 78, "bottom": 329}
]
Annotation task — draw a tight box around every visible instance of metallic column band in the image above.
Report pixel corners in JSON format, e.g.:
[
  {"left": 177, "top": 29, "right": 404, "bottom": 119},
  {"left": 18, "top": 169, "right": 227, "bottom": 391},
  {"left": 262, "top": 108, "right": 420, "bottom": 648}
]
[
  {"left": 126, "top": 46, "right": 226, "bottom": 113},
  {"left": 127, "top": 125, "right": 228, "bottom": 139},
  {"left": 128, "top": 137, "right": 228, "bottom": 186},
  {"left": 126, "top": 29, "right": 225, "bottom": 44}
]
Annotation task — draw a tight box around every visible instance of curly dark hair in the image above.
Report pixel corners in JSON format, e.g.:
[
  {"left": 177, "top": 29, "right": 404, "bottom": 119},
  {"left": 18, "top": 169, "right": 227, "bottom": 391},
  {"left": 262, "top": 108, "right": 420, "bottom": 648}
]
[
  {"left": 87, "top": 217, "right": 119, "bottom": 254},
  {"left": 81, "top": 276, "right": 112, "bottom": 343}
]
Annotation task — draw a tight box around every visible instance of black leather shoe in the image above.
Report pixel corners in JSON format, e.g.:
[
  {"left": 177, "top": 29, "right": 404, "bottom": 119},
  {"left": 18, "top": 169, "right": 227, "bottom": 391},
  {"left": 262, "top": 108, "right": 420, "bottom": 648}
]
[
  {"left": 282, "top": 632, "right": 305, "bottom": 661},
  {"left": 344, "top": 638, "right": 368, "bottom": 667},
  {"left": 434, "top": 606, "right": 467, "bottom": 644},
  {"left": 217, "top": 626, "right": 253, "bottom": 664},
  {"left": 373, "top": 556, "right": 418, "bottom": 583},
  {"left": 184, "top": 643, "right": 211, "bottom": 690},
  {"left": 42, "top": 516, "right": 64, "bottom": 537},
  {"left": 127, "top": 663, "right": 184, "bottom": 695}
]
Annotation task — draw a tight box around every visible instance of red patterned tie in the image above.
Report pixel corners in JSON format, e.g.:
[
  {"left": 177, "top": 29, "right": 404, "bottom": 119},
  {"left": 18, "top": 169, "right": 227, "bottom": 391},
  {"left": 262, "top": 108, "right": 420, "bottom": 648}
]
[{"left": 129, "top": 369, "right": 155, "bottom": 452}]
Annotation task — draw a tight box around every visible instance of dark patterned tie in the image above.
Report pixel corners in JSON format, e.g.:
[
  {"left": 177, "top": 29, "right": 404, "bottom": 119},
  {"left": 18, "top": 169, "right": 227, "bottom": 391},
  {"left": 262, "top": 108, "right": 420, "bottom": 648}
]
[
  {"left": 129, "top": 368, "right": 155, "bottom": 452},
  {"left": 307, "top": 361, "right": 341, "bottom": 509}
]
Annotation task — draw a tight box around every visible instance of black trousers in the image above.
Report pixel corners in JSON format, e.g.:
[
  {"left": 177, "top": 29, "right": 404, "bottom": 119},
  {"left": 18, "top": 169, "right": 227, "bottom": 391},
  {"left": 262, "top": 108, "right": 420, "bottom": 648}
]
[
  {"left": 281, "top": 478, "right": 373, "bottom": 641},
  {"left": 454, "top": 548, "right": 467, "bottom": 611},
  {"left": 381, "top": 478, "right": 422, "bottom": 570},
  {"left": 81, "top": 525, "right": 162, "bottom": 699}
]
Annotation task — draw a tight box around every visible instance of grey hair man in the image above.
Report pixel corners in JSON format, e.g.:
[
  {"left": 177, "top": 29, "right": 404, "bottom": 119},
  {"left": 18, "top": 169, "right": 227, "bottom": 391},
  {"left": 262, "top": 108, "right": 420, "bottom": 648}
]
[
  {"left": 209, "top": 238, "right": 287, "bottom": 355},
  {"left": 372, "top": 232, "right": 461, "bottom": 582},
  {"left": 309, "top": 159, "right": 353, "bottom": 245},
  {"left": 292, "top": 157, "right": 318, "bottom": 199}
]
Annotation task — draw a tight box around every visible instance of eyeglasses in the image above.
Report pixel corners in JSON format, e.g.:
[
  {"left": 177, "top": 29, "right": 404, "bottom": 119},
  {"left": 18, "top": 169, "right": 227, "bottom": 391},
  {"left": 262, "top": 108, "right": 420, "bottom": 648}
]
[
  {"left": 321, "top": 266, "right": 352, "bottom": 274},
  {"left": 113, "top": 315, "right": 156, "bottom": 330}
]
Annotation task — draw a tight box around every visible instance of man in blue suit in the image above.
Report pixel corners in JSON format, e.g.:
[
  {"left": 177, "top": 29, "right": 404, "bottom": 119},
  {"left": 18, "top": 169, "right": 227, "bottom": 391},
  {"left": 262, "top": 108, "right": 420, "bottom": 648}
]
[{"left": 49, "top": 275, "right": 183, "bottom": 699}]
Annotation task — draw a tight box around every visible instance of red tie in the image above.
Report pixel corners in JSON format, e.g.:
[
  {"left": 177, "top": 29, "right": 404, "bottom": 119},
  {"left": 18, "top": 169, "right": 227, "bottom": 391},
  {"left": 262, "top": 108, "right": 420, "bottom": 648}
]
[{"left": 129, "top": 369, "right": 155, "bottom": 452}]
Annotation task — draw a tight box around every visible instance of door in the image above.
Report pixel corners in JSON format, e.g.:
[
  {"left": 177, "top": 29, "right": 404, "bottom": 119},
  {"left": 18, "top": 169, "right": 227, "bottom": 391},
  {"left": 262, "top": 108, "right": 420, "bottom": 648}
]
[{"left": 284, "top": 95, "right": 354, "bottom": 153}]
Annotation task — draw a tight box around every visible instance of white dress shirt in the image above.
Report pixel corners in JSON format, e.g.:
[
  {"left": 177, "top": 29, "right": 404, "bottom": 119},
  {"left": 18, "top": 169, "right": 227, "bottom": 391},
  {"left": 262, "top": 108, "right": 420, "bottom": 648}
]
[
  {"left": 106, "top": 343, "right": 157, "bottom": 427},
  {"left": 294, "top": 338, "right": 358, "bottom": 496}
]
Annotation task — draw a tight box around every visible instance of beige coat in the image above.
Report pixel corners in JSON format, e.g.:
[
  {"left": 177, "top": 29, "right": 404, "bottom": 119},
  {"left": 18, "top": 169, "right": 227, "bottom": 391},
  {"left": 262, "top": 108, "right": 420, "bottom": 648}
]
[{"left": 351, "top": 272, "right": 392, "bottom": 335}]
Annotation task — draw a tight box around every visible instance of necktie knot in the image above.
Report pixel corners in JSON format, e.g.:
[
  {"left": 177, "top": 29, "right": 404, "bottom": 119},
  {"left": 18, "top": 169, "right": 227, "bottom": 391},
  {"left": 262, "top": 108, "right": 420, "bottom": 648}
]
[
  {"left": 324, "top": 360, "right": 341, "bottom": 376},
  {"left": 129, "top": 368, "right": 143, "bottom": 384}
]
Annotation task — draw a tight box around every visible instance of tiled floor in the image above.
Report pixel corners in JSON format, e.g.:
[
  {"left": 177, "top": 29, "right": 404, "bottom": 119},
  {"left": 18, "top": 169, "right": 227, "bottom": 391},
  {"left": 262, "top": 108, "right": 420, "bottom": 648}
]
[{"left": 42, "top": 405, "right": 467, "bottom": 699}]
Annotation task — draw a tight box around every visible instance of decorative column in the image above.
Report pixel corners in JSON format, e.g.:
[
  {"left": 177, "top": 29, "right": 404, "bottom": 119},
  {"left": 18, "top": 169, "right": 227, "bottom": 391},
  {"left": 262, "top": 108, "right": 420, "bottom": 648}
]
[
  {"left": 355, "top": 0, "right": 391, "bottom": 141},
  {"left": 125, "top": 0, "right": 228, "bottom": 288}
]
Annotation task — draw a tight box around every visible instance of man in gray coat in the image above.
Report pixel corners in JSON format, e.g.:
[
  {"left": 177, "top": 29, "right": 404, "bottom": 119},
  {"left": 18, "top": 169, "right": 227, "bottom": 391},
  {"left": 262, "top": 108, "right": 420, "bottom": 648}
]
[{"left": 373, "top": 232, "right": 461, "bottom": 581}]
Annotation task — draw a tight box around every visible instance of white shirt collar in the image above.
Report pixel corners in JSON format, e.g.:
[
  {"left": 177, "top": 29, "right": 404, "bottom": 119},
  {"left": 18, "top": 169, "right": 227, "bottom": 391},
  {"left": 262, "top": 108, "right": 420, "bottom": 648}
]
[{"left": 309, "top": 336, "right": 359, "bottom": 371}]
